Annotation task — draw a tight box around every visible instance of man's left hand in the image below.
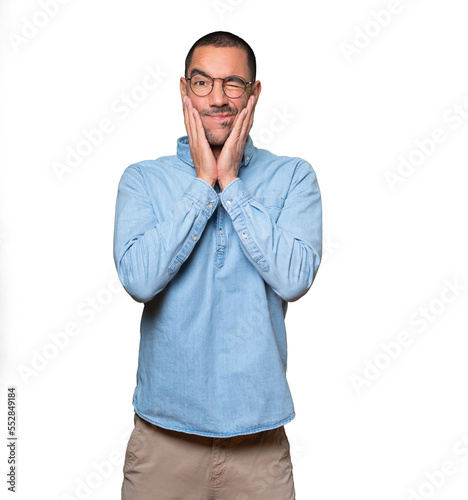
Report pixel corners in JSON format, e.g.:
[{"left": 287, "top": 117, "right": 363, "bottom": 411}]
[{"left": 217, "top": 95, "right": 256, "bottom": 191}]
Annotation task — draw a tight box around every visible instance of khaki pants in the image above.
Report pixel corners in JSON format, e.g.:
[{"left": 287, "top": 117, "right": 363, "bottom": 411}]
[{"left": 121, "top": 412, "right": 296, "bottom": 499}]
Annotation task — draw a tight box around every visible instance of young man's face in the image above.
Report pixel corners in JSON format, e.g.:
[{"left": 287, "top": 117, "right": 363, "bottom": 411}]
[{"left": 180, "top": 45, "right": 261, "bottom": 148}]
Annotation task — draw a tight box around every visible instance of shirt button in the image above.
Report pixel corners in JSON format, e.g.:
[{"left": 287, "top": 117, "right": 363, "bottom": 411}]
[
  {"left": 226, "top": 200, "right": 231, "bottom": 206},
  {"left": 243, "top": 233, "right": 247, "bottom": 239},
  {"left": 208, "top": 203, "right": 213, "bottom": 209},
  {"left": 219, "top": 229, "right": 223, "bottom": 235},
  {"left": 246, "top": 156, "right": 250, "bottom": 162},
  {"left": 193, "top": 235, "right": 197, "bottom": 241}
]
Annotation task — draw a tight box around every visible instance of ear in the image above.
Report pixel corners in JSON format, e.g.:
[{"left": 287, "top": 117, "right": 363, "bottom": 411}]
[
  {"left": 180, "top": 77, "right": 188, "bottom": 103},
  {"left": 252, "top": 80, "right": 262, "bottom": 102}
]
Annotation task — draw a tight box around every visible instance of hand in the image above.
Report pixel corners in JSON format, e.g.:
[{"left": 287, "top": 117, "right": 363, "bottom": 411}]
[
  {"left": 182, "top": 95, "right": 217, "bottom": 188},
  {"left": 217, "top": 95, "right": 256, "bottom": 191}
]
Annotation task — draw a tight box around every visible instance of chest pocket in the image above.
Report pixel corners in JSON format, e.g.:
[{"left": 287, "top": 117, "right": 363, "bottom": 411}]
[{"left": 255, "top": 196, "right": 285, "bottom": 222}]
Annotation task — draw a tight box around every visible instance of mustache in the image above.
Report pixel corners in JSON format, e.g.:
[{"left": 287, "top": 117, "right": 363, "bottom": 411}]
[{"left": 201, "top": 106, "right": 238, "bottom": 117}]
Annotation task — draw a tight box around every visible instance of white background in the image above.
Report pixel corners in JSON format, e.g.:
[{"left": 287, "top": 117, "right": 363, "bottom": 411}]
[{"left": 1, "top": 0, "right": 468, "bottom": 498}]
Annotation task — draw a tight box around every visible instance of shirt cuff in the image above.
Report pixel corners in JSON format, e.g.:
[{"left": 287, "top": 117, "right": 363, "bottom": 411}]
[
  {"left": 183, "top": 177, "right": 219, "bottom": 218},
  {"left": 219, "top": 178, "right": 253, "bottom": 220}
]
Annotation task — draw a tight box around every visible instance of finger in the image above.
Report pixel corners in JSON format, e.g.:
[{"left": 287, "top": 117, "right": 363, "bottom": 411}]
[
  {"left": 189, "top": 98, "right": 205, "bottom": 145},
  {"left": 186, "top": 97, "right": 198, "bottom": 143},
  {"left": 227, "top": 104, "right": 248, "bottom": 143},
  {"left": 191, "top": 105, "right": 207, "bottom": 145},
  {"left": 238, "top": 96, "right": 255, "bottom": 142},
  {"left": 248, "top": 95, "right": 257, "bottom": 125},
  {"left": 245, "top": 96, "right": 256, "bottom": 135},
  {"left": 183, "top": 96, "right": 194, "bottom": 143}
]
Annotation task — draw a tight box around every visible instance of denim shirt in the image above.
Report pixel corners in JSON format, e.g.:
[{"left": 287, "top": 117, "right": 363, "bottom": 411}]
[{"left": 113, "top": 135, "right": 322, "bottom": 437}]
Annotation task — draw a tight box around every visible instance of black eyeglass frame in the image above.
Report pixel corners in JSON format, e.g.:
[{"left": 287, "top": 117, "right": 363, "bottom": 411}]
[{"left": 184, "top": 74, "right": 255, "bottom": 99}]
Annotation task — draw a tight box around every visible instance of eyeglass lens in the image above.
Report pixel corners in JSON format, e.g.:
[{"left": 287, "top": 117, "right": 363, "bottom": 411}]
[{"left": 190, "top": 75, "right": 246, "bottom": 98}]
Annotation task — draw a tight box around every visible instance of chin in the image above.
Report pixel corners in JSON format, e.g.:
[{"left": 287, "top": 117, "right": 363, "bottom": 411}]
[{"left": 205, "top": 128, "right": 232, "bottom": 147}]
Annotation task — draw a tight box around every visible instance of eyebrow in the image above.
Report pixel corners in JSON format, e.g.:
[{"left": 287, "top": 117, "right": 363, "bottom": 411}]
[
  {"left": 188, "top": 68, "right": 248, "bottom": 82},
  {"left": 189, "top": 68, "right": 211, "bottom": 79}
]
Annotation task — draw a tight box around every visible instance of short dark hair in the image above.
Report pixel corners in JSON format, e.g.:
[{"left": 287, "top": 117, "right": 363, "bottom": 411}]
[{"left": 184, "top": 31, "right": 256, "bottom": 82}]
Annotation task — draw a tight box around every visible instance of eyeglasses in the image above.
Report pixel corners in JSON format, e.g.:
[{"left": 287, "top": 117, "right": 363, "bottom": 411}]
[{"left": 185, "top": 73, "right": 254, "bottom": 99}]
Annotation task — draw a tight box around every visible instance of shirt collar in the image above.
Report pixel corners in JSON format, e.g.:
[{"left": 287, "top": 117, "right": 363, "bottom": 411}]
[{"left": 177, "top": 135, "right": 255, "bottom": 169}]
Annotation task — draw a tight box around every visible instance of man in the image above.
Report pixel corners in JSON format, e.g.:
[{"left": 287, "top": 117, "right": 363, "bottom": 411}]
[{"left": 114, "top": 31, "right": 322, "bottom": 499}]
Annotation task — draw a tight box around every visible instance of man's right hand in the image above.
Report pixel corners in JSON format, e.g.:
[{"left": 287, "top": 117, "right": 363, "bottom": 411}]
[{"left": 183, "top": 96, "right": 217, "bottom": 188}]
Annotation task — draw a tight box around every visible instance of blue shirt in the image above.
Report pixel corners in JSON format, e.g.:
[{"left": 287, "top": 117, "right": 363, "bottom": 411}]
[{"left": 113, "top": 135, "right": 322, "bottom": 437}]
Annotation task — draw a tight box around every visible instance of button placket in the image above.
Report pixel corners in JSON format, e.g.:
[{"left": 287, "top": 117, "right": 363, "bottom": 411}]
[{"left": 214, "top": 205, "right": 225, "bottom": 268}]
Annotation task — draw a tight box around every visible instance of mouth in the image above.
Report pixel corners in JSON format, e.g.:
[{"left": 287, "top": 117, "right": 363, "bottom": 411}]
[{"left": 205, "top": 114, "right": 233, "bottom": 121}]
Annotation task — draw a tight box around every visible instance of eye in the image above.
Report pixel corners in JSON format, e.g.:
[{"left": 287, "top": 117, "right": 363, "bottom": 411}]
[
  {"left": 192, "top": 76, "right": 212, "bottom": 87},
  {"left": 225, "top": 77, "right": 244, "bottom": 87}
]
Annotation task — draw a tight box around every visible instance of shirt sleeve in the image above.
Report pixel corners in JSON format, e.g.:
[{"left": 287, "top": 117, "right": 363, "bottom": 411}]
[
  {"left": 113, "top": 165, "right": 218, "bottom": 303},
  {"left": 219, "top": 160, "right": 322, "bottom": 302}
]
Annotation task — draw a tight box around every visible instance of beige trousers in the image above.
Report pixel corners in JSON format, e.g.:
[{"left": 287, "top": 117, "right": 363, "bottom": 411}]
[{"left": 121, "top": 411, "right": 296, "bottom": 500}]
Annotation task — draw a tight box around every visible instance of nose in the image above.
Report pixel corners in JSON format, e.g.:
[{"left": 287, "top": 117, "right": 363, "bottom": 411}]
[{"left": 208, "top": 78, "right": 229, "bottom": 107}]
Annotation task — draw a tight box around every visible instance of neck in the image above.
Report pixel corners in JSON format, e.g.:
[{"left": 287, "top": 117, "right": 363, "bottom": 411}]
[{"left": 211, "top": 145, "right": 222, "bottom": 161}]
